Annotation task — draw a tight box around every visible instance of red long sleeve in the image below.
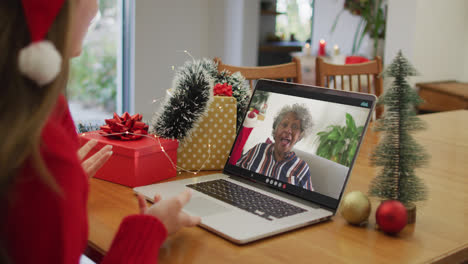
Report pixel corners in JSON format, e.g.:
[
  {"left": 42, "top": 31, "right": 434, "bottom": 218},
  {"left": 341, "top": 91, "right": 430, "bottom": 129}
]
[
  {"left": 3, "top": 95, "right": 167, "bottom": 264},
  {"left": 101, "top": 215, "right": 167, "bottom": 264}
]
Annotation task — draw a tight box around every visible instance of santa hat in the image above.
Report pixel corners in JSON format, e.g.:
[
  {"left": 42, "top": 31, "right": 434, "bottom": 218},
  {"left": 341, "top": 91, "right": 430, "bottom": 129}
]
[{"left": 18, "top": 0, "right": 66, "bottom": 86}]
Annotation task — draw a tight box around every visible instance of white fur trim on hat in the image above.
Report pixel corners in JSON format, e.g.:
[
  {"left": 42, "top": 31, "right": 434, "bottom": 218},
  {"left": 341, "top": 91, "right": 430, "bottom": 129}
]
[{"left": 18, "top": 40, "right": 62, "bottom": 86}]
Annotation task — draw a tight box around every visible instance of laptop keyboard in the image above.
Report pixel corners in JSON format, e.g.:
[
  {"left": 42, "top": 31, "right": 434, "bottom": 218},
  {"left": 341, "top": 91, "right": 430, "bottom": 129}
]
[{"left": 186, "top": 179, "right": 307, "bottom": 221}]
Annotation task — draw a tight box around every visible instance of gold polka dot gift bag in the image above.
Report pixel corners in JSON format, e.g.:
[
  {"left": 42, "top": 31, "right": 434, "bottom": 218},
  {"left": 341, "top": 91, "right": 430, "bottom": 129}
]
[{"left": 177, "top": 96, "right": 237, "bottom": 170}]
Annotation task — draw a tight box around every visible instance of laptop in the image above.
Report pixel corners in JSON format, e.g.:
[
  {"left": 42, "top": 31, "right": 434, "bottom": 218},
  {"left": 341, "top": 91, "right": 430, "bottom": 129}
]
[{"left": 134, "top": 79, "right": 376, "bottom": 244}]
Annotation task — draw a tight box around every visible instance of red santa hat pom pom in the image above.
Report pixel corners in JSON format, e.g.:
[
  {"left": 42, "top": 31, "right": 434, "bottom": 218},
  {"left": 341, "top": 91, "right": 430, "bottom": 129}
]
[{"left": 18, "top": 40, "right": 62, "bottom": 86}]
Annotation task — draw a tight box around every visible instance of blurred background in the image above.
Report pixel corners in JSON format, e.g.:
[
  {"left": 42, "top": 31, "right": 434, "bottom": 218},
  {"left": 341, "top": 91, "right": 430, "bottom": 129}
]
[{"left": 69, "top": 0, "right": 468, "bottom": 126}]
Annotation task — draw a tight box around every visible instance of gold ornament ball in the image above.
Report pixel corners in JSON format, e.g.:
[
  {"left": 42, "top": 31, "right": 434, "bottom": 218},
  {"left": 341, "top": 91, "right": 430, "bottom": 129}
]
[{"left": 341, "top": 191, "right": 371, "bottom": 225}]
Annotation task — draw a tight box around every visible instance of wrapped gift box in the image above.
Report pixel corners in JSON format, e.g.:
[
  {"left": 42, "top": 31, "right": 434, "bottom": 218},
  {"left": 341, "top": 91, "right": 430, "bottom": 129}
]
[
  {"left": 79, "top": 132, "right": 178, "bottom": 187},
  {"left": 177, "top": 96, "right": 237, "bottom": 170}
]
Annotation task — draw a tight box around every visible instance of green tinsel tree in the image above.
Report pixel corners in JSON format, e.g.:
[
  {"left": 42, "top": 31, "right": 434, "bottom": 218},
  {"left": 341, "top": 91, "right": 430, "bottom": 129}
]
[
  {"left": 368, "top": 50, "right": 429, "bottom": 207},
  {"left": 211, "top": 69, "right": 251, "bottom": 129},
  {"left": 196, "top": 59, "right": 251, "bottom": 126},
  {"left": 151, "top": 59, "right": 214, "bottom": 141},
  {"left": 151, "top": 59, "right": 250, "bottom": 142}
]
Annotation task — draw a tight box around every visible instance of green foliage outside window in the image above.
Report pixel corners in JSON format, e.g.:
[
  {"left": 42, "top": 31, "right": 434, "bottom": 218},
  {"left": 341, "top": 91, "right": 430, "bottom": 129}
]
[
  {"left": 98, "top": 0, "right": 115, "bottom": 13},
  {"left": 276, "top": 0, "right": 312, "bottom": 42},
  {"left": 68, "top": 0, "right": 117, "bottom": 112},
  {"left": 68, "top": 41, "right": 117, "bottom": 112}
]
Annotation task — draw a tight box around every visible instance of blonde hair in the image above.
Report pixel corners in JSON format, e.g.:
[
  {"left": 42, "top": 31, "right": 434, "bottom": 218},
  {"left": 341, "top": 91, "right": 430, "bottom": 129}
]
[{"left": 0, "top": 0, "right": 73, "bottom": 197}]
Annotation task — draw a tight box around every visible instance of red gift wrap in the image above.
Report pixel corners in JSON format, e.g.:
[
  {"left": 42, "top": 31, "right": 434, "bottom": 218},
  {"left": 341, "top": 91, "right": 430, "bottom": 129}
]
[{"left": 79, "top": 132, "right": 178, "bottom": 187}]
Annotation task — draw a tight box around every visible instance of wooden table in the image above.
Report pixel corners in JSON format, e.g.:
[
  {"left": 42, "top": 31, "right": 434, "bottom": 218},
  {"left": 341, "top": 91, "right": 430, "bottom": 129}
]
[
  {"left": 417, "top": 81, "right": 468, "bottom": 112},
  {"left": 87, "top": 111, "right": 468, "bottom": 264}
]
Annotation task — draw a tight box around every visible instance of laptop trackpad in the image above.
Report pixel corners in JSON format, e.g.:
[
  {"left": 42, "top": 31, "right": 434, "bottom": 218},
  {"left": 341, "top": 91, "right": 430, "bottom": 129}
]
[{"left": 184, "top": 196, "right": 232, "bottom": 217}]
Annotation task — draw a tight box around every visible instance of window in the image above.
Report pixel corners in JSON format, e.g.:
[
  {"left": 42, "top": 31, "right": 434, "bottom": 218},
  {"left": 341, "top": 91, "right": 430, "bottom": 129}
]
[
  {"left": 276, "top": 0, "right": 313, "bottom": 42},
  {"left": 69, "top": 0, "right": 133, "bottom": 127}
]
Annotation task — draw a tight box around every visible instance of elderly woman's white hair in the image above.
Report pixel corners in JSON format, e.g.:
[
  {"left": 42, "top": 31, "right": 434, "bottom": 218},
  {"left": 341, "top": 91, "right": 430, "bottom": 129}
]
[{"left": 271, "top": 104, "right": 313, "bottom": 140}]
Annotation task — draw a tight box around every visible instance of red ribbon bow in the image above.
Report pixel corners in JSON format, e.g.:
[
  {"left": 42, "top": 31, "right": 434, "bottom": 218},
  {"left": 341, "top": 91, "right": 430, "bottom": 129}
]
[
  {"left": 100, "top": 112, "right": 149, "bottom": 140},
  {"left": 213, "top": 83, "right": 233, "bottom": 97}
]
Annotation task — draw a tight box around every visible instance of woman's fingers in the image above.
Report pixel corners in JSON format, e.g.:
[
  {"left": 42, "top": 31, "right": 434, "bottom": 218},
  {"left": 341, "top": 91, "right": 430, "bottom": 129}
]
[
  {"left": 177, "top": 189, "right": 193, "bottom": 208},
  {"left": 138, "top": 194, "right": 162, "bottom": 214},
  {"left": 180, "top": 211, "right": 201, "bottom": 227},
  {"left": 82, "top": 145, "right": 113, "bottom": 177},
  {"left": 87, "top": 151, "right": 112, "bottom": 177},
  {"left": 167, "top": 189, "right": 192, "bottom": 212},
  {"left": 175, "top": 190, "right": 200, "bottom": 227},
  {"left": 153, "top": 194, "right": 162, "bottom": 203},
  {"left": 78, "top": 139, "right": 98, "bottom": 160},
  {"left": 137, "top": 194, "right": 148, "bottom": 214},
  {"left": 142, "top": 189, "right": 200, "bottom": 235}
]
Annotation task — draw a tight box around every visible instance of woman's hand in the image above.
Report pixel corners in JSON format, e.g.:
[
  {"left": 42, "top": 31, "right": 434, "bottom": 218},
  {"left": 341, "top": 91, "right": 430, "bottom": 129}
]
[
  {"left": 78, "top": 139, "right": 113, "bottom": 178},
  {"left": 137, "top": 189, "right": 201, "bottom": 235}
]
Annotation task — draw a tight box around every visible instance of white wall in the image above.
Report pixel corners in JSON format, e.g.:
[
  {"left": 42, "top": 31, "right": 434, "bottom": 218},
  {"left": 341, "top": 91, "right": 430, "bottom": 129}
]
[
  {"left": 383, "top": 0, "right": 418, "bottom": 66},
  {"left": 242, "top": 0, "right": 261, "bottom": 67},
  {"left": 134, "top": 0, "right": 259, "bottom": 119},
  {"left": 385, "top": 0, "right": 468, "bottom": 83},
  {"left": 215, "top": 0, "right": 260, "bottom": 66},
  {"left": 134, "top": 0, "right": 210, "bottom": 118},
  {"left": 413, "top": 0, "right": 468, "bottom": 83}
]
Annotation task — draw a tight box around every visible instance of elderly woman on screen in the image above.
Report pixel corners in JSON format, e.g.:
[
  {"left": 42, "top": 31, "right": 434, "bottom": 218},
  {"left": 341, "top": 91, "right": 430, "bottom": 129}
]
[{"left": 237, "top": 104, "right": 314, "bottom": 191}]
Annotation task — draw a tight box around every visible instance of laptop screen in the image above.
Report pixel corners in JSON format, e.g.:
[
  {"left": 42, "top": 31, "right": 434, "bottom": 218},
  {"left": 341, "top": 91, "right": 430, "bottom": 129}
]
[{"left": 223, "top": 80, "right": 375, "bottom": 210}]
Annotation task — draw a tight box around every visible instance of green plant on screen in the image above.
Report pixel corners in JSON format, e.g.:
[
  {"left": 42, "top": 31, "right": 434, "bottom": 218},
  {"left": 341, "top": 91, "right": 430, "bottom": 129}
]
[{"left": 316, "top": 113, "right": 363, "bottom": 167}]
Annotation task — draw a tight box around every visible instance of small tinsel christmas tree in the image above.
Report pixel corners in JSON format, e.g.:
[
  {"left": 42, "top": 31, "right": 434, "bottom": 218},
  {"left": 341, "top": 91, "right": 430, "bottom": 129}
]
[
  {"left": 151, "top": 59, "right": 214, "bottom": 140},
  {"left": 151, "top": 58, "right": 250, "bottom": 142},
  {"left": 201, "top": 58, "right": 250, "bottom": 128},
  {"left": 213, "top": 70, "right": 250, "bottom": 128},
  {"left": 368, "top": 50, "right": 429, "bottom": 207}
]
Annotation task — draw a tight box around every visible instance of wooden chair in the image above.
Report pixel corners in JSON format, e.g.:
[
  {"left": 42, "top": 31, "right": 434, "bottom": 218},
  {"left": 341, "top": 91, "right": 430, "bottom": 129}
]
[
  {"left": 214, "top": 57, "right": 302, "bottom": 90},
  {"left": 315, "top": 56, "right": 384, "bottom": 118}
]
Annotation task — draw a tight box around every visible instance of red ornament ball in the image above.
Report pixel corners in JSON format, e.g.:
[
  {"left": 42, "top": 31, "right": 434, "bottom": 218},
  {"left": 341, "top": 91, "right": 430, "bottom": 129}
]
[{"left": 376, "top": 200, "right": 408, "bottom": 234}]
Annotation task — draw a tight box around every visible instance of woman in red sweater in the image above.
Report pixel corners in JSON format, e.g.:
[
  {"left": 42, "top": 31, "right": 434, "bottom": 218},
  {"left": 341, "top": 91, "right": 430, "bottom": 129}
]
[{"left": 0, "top": 1, "right": 200, "bottom": 263}]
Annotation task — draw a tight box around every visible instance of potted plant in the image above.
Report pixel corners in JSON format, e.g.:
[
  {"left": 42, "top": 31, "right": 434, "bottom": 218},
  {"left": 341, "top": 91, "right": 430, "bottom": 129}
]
[{"left": 316, "top": 113, "right": 363, "bottom": 167}]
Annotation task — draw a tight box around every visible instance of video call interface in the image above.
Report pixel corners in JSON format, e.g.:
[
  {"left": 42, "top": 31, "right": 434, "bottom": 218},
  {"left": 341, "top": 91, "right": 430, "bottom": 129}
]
[{"left": 228, "top": 89, "right": 372, "bottom": 200}]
